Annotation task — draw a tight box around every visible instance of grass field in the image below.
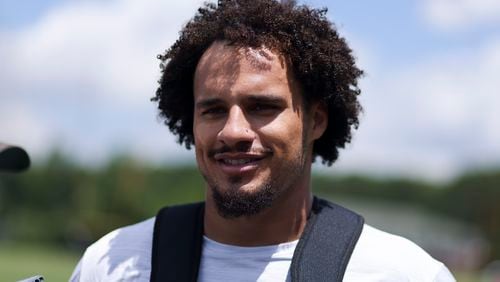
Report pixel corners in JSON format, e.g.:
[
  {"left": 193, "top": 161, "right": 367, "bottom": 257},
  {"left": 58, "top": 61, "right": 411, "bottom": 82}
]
[{"left": 0, "top": 242, "right": 80, "bottom": 281}]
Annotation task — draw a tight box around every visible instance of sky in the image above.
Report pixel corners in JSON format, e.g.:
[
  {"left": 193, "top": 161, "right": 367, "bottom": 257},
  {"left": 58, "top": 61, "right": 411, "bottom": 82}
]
[{"left": 1, "top": 0, "right": 499, "bottom": 181}]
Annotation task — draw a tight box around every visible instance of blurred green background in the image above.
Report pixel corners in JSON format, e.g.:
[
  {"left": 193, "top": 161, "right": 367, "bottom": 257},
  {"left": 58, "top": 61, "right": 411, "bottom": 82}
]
[{"left": 1, "top": 152, "right": 499, "bottom": 281}]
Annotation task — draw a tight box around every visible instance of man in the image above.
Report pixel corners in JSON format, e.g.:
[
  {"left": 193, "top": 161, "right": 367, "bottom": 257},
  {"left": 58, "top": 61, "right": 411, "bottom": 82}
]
[{"left": 71, "top": 0, "right": 455, "bottom": 281}]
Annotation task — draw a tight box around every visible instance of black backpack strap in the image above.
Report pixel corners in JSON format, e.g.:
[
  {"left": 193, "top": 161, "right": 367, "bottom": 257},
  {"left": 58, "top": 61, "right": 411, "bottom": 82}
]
[
  {"left": 290, "top": 197, "right": 364, "bottom": 282},
  {"left": 150, "top": 202, "right": 205, "bottom": 282}
]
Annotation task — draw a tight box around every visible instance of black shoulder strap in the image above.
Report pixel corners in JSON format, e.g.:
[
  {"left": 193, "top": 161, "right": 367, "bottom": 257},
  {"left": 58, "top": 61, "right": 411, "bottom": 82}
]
[
  {"left": 150, "top": 198, "right": 363, "bottom": 282},
  {"left": 150, "top": 202, "right": 204, "bottom": 282},
  {"left": 290, "top": 197, "right": 364, "bottom": 282}
]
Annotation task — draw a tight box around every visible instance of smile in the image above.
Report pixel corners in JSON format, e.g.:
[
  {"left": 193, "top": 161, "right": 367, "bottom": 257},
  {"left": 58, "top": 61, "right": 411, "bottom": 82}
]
[
  {"left": 221, "top": 158, "right": 260, "bottom": 165},
  {"left": 213, "top": 152, "right": 270, "bottom": 174}
]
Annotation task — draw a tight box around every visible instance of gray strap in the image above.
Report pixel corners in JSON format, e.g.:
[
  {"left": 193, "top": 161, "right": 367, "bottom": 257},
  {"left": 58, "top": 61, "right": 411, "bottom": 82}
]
[{"left": 290, "top": 197, "right": 364, "bottom": 282}]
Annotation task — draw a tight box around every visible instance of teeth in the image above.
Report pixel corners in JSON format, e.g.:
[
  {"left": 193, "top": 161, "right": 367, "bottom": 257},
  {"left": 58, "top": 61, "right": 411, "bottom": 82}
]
[{"left": 223, "top": 159, "right": 255, "bottom": 165}]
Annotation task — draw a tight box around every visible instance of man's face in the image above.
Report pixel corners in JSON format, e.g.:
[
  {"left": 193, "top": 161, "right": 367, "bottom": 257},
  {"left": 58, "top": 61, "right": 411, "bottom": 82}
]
[{"left": 193, "top": 41, "right": 324, "bottom": 218}]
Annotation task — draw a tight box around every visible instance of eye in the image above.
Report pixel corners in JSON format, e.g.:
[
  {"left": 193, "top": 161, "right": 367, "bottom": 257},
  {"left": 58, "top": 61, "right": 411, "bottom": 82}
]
[
  {"left": 201, "top": 106, "right": 226, "bottom": 117},
  {"left": 248, "top": 103, "right": 280, "bottom": 115}
]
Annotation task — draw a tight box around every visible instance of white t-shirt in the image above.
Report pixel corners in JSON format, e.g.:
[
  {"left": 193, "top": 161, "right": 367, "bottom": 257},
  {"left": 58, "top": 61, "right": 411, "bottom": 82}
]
[
  {"left": 70, "top": 218, "right": 456, "bottom": 282},
  {"left": 198, "top": 236, "right": 298, "bottom": 281}
]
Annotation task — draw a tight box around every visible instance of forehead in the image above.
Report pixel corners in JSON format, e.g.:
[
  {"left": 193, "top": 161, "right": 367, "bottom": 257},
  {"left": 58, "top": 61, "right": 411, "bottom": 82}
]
[
  {"left": 194, "top": 41, "right": 300, "bottom": 102},
  {"left": 196, "top": 41, "right": 283, "bottom": 73}
]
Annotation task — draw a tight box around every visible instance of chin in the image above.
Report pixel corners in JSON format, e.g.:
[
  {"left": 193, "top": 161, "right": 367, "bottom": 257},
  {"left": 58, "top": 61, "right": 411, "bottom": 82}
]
[{"left": 210, "top": 179, "right": 279, "bottom": 219}]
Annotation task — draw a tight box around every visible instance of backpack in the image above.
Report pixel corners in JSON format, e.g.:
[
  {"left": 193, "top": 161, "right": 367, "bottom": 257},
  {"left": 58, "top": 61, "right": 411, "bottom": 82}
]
[{"left": 151, "top": 197, "right": 364, "bottom": 282}]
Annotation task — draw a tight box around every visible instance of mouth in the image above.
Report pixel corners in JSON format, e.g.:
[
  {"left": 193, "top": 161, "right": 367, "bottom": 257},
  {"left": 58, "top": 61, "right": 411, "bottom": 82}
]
[{"left": 213, "top": 153, "right": 269, "bottom": 174}]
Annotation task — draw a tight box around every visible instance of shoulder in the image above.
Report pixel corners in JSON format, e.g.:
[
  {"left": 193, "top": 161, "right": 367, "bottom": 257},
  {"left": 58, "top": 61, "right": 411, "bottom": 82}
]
[
  {"left": 73, "top": 217, "right": 155, "bottom": 281},
  {"left": 344, "top": 224, "right": 455, "bottom": 282}
]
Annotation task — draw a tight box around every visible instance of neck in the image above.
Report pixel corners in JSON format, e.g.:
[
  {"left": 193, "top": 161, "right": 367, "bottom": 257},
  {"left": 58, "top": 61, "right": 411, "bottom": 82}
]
[{"left": 203, "top": 173, "right": 313, "bottom": 247}]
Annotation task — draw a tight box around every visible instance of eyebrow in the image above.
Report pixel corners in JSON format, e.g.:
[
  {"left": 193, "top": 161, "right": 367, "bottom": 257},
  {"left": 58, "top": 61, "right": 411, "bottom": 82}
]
[
  {"left": 195, "top": 98, "right": 224, "bottom": 109},
  {"left": 194, "top": 94, "right": 287, "bottom": 109},
  {"left": 245, "top": 94, "right": 286, "bottom": 105}
]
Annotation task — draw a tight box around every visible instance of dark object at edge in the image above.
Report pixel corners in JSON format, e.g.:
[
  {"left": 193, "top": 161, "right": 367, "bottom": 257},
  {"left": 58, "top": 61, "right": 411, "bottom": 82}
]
[{"left": 0, "top": 142, "right": 31, "bottom": 172}]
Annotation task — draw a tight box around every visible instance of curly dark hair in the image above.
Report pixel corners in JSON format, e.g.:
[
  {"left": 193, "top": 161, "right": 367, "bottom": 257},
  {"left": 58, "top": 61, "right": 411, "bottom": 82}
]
[{"left": 152, "top": 0, "right": 363, "bottom": 166}]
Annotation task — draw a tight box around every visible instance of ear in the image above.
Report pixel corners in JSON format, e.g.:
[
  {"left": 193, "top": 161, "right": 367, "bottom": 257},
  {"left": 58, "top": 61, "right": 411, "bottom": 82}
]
[{"left": 310, "top": 101, "right": 328, "bottom": 141}]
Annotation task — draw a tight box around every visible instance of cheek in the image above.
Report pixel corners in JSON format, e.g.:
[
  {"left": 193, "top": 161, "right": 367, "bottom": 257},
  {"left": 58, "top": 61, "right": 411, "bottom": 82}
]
[
  {"left": 193, "top": 124, "right": 210, "bottom": 159},
  {"left": 259, "top": 116, "right": 304, "bottom": 150},
  {"left": 193, "top": 122, "right": 212, "bottom": 146},
  {"left": 193, "top": 122, "right": 222, "bottom": 163}
]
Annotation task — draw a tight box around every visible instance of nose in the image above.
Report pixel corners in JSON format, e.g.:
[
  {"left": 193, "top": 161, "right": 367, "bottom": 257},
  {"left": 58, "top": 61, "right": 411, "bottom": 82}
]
[{"left": 217, "top": 106, "right": 256, "bottom": 147}]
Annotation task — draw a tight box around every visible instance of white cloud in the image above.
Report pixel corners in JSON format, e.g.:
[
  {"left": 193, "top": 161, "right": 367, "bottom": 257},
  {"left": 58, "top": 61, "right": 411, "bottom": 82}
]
[
  {"left": 3, "top": 0, "right": 205, "bottom": 103},
  {"left": 333, "top": 37, "right": 500, "bottom": 180},
  {"left": 0, "top": 100, "right": 56, "bottom": 160},
  {"left": 0, "top": 0, "right": 205, "bottom": 164},
  {"left": 422, "top": 0, "right": 500, "bottom": 32}
]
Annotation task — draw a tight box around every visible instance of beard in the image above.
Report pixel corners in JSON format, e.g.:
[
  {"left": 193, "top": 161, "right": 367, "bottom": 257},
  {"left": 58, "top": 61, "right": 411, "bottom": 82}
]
[
  {"left": 211, "top": 179, "right": 276, "bottom": 218},
  {"left": 202, "top": 147, "right": 307, "bottom": 219}
]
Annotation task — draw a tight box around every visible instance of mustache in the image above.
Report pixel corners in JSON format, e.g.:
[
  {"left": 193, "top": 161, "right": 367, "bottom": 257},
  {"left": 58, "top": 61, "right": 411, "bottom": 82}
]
[{"left": 208, "top": 144, "right": 273, "bottom": 158}]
